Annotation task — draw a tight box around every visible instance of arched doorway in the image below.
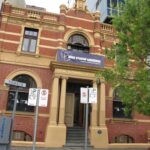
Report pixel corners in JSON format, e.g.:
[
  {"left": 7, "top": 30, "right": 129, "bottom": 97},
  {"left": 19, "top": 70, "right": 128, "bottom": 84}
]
[{"left": 65, "top": 79, "right": 91, "bottom": 127}]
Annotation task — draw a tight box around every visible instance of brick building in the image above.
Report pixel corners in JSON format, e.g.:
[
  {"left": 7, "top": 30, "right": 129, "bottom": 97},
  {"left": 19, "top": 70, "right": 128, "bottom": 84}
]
[{"left": 0, "top": 0, "right": 150, "bottom": 149}]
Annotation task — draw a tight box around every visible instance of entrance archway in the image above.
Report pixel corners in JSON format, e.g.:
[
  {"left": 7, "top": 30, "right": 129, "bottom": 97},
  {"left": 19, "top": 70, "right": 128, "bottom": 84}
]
[
  {"left": 45, "top": 61, "right": 108, "bottom": 148},
  {"left": 65, "top": 79, "right": 92, "bottom": 127}
]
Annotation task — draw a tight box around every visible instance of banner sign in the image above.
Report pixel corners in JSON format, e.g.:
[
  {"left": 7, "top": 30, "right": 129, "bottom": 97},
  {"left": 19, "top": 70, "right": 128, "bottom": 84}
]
[
  {"left": 57, "top": 50, "right": 104, "bottom": 68},
  {"left": 28, "top": 88, "right": 48, "bottom": 107}
]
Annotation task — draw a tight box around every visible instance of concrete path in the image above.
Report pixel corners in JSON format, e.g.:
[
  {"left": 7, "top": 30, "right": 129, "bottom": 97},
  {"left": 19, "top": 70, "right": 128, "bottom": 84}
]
[{"left": 12, "top": 146, "right": 149, "bottom": 150}]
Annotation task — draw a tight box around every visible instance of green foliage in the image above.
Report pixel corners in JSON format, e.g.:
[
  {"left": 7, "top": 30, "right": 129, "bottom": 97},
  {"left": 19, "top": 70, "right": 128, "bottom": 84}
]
[{"left": 99, "top": 0, "right": 150, "bottom": 115}]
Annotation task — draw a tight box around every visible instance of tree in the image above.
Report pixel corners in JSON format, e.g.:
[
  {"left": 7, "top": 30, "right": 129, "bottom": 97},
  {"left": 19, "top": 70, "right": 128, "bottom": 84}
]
[{"left": 99, "top": 0, "right": 150, "bottom": 115}]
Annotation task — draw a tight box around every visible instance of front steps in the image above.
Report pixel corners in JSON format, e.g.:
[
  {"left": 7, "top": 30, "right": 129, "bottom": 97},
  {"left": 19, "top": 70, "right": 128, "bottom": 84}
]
[{"left": 65, "top": 126, "right": 92, "bottom": 149}]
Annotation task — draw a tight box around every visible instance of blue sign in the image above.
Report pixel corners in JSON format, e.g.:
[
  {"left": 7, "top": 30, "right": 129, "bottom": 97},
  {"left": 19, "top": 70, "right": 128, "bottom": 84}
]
[
  {"left": 57, "top": 50, "right": 104, "bottom": 68},
  {"left": 0, "top": 116, "right": 12, "bottom": 144},
  {"left": 0, "top": 118, "right": 5, "bottom": 139}
]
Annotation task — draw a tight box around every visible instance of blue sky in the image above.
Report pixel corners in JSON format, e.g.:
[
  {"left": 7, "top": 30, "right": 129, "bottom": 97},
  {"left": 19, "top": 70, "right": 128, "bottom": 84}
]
[{"left": 25, "top": 0, "right": 75, "bottom": 13}]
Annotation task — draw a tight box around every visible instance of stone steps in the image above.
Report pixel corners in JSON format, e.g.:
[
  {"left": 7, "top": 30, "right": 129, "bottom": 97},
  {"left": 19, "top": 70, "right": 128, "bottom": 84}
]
[{"left": 65, "top": 127, "right": 91, "bottom": 148}]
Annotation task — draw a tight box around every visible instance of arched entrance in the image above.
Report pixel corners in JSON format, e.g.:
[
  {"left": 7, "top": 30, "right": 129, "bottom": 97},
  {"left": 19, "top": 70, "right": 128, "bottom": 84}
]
[
  {"left": 65, "top": 78, "right": 92, "bottom": 146},
  {"left": 65, "top": 79, "right": 91, "bottom": 127}
]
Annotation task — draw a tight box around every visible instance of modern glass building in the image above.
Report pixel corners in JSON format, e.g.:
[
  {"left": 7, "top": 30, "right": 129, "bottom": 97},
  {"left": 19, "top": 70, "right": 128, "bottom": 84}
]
[{"left": 86, "top": 0, "right": 124, "bottom": 23}]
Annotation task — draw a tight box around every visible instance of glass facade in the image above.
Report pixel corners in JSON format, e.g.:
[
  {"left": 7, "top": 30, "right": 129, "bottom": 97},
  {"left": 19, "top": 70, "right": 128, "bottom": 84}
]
[{"left": 86, "top": 0, "right": 124, "bottom": 23}]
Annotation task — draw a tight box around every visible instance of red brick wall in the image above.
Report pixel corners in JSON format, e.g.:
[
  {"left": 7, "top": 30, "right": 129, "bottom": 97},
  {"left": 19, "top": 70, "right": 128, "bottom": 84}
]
[
  {"left": 107, "top": 121, "right": 150, "bottom": 143},
  {"left": 14, "top": 116, "right": 48, "bottom": 141},
  {"left": 0, "top": 63, "right": 52, "bottom": 113},
  {"left": 0, "top": 63, "right": 52, "bottom": 141},
  {"left": 106, "top": 100, "right": 113, "bottom": 118},
  {"left": 1, "top": 23, "right": 22, "bottom": 33}
]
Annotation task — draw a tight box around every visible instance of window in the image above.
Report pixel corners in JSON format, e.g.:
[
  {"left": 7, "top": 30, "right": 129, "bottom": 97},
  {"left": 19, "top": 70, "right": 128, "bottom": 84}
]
[
  {"left": 113, "top": 87, "right": 131, "bottom": 118},
  {"left": 13, "top": 131, "right": 32, "bottom": 141},
  {"left": 22, "top": 28, "right": 38, "bottom": 53},
  {"left": 7, "top": 75, "right": 37, "bottom": 112},
  {"left": 67, "top": 34, "right": 89, "bottom": 53},
  {"left": 112, "top": 135, "right": 134, "bottom": 143},
  {"left": 107, "top": 0, "right": 124, "bottom": 16},
  {"left": 111, "top": 0, "right": 118, "bottom": 8}
]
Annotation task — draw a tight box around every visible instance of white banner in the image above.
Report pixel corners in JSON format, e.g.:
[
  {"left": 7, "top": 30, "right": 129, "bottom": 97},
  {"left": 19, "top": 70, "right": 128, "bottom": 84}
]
[
  {"left": 80, "top": 88, "right": 88, "bottom": 103},
  {"left": 89, "top": 88, "right": 97, "bottom": 103},
  {"left": 28, "top": 88, "right": 48, "bottom": 107},
  {"left": 39, "top": 89, "right": 48, "bottom": 107}
]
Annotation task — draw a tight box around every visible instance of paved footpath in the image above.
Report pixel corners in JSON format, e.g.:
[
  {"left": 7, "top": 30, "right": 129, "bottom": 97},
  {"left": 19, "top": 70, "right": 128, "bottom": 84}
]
[{"left": 12, "top": 146, "right": 149, "bottom": 150}]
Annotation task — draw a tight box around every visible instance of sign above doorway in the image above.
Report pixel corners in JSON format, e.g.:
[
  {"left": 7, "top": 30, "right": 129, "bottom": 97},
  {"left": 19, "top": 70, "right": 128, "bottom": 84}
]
[{"left": 57, "top": 50, "right": 104, "bottom": 68}]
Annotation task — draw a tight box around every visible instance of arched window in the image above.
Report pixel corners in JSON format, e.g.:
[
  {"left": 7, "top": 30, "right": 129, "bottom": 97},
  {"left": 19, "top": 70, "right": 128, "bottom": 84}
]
[
  {"left": 7, "top": 74, "right": 37, "bottom": 112},
  {"left": 67, "top": 34, "right": 89, "bottom": 53},
  {"left": 112, "top": 135, "right": 134, "bottom": 143},
  {"left": 113, "top": 87, "right": 132, "bottom": 118},
  {"left": 13, "top": 130, "right": 32, "bottom": 141}
]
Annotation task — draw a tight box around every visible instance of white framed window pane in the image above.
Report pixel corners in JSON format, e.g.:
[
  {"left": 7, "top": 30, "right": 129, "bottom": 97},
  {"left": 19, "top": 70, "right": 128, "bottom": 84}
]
[
  {"left": 22, "top": 38, "right": 29, "bottom": 52},
  {"left": 29, "top": 39, "right": 37, "bottom": 52}
]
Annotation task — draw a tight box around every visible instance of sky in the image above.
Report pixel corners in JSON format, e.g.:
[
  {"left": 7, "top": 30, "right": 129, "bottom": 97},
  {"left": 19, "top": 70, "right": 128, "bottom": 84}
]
[{"left": 25, "top": 0, "right": 75, "bottom": 13}]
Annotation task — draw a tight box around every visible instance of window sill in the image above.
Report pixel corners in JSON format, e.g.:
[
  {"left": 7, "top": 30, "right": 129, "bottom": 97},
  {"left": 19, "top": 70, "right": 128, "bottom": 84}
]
[
  {"left": 111, "top": 118, "right": 136, "bottom": 123},
  {"left": 16, "top": 51, "right": 39, "bottom": 57},
  {"left": 4, "top": 111, "right": 34, "bottom": 116}
]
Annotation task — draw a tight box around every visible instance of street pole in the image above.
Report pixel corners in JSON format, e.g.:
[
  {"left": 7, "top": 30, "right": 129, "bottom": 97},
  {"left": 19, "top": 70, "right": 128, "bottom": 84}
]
[
  {"left": 84, "top": 87, "right": 89, "bottom": 150},
  {"left": 4, "top": 79, "right": 26, "bottom": 150},
  {"left": 8, "top": 87, "right": 19, "bottom": 150},
  {"left": 32, "top": 89, "right": 40, "bottom": 150}
]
